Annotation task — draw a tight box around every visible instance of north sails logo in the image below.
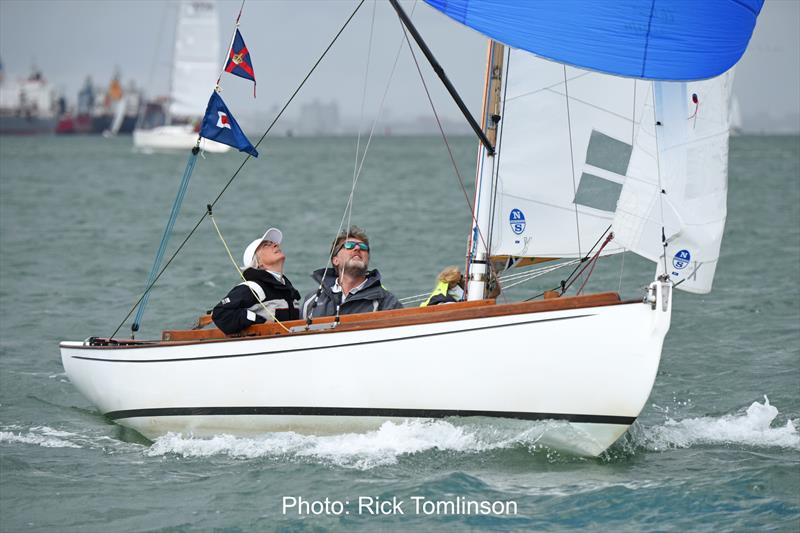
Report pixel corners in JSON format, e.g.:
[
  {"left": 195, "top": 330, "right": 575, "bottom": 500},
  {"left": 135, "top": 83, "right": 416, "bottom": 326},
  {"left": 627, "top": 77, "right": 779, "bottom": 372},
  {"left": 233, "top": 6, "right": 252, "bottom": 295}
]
[
  {"left": 672, "top": 249, "right": 691, "bottom": 270},
  {"left": 509, "top": 209, "right": 526, "bottom": 235}
]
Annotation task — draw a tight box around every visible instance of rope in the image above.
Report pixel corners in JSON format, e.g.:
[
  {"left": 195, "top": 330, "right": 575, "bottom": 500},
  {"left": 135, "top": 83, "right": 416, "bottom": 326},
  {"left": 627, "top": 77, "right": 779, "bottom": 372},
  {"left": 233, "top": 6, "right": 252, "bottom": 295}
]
[
  {"left": 131, "top": 148, "right": 199, "bottom": 334},
  {"left": 109, "top": 0, "right": 366, "bottom": 340},
  {"left": 306, "top": 0, "right": 419, "bottom": 324},
  {"left": 523, "top": 225, "right": 612, "bottom": 301},
  {"left": 399, "top": 19, "right": 476, "bottom": 221},
  {"left": 574, "top": 232, "right": 614, "bottom": 295},
  {"left": 208, "top": 208, "right": 290, "bottom": 333},
  {"left": 216, "top": 0, "right": 246, "bottom": 88},
  {"left": 347, "top": 0, "right": 377, "bottom": 232},
  {"left": 399, "top": 12, "right": 503, "bottom": 302},
  {"left": 399, "top": 258, "right": 581, "bottom": 304}
]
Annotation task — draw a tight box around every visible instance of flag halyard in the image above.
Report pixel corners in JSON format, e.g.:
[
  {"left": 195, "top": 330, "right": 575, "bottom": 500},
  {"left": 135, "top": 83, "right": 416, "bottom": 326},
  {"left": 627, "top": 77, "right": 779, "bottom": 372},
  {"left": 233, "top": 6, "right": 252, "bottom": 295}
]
[{"left": 224, "top": 29, "right": 256, "bottom": 96}]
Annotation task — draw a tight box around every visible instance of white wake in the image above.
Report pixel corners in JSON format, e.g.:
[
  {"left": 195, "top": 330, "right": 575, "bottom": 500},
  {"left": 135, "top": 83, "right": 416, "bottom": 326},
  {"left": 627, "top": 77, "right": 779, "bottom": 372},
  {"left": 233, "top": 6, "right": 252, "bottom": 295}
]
[{"left": 634, "top": 396, "right": 799, "bottom": 451}]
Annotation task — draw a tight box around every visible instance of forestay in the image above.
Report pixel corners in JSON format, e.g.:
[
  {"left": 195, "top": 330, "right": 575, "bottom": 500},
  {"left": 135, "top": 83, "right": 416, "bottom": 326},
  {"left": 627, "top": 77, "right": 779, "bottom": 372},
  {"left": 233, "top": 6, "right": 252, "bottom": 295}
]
[{"left": 170, "top": 0, "right": 220, "bottom": 118}]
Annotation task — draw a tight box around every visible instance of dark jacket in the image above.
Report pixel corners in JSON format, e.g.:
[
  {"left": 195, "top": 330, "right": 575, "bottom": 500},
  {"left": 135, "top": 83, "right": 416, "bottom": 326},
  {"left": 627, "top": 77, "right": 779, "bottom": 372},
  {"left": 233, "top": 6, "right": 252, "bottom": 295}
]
[
  {"left": 212, "top": 268, "right": 300, "bottom": 334},
  {"left": 301, "top": 268, "right": 402, "bottom": 319}
]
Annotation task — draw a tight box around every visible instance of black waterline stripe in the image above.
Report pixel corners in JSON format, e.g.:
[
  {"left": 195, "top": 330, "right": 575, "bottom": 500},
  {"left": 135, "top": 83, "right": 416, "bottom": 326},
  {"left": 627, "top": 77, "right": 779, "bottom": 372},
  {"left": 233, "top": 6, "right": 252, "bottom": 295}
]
[
  {"left": 71, "top": 313, "right": 593, "bottom": 363},
  {"left": 105, "top": 406, "right": 635, "bottom": 426}
]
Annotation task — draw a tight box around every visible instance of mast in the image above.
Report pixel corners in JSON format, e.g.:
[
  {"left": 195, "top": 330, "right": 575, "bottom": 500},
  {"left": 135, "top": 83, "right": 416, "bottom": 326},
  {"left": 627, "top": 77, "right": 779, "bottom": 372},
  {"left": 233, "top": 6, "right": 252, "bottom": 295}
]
[{"left": 466, "top": 40, "right": 504, "bottom": 300}]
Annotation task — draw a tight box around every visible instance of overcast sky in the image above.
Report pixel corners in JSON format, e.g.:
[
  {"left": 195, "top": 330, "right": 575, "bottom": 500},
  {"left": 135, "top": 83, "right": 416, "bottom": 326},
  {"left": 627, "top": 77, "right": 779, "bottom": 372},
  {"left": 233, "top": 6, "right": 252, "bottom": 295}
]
[{"left": 1, "top": 0, "right": 798, "bottom": 132}]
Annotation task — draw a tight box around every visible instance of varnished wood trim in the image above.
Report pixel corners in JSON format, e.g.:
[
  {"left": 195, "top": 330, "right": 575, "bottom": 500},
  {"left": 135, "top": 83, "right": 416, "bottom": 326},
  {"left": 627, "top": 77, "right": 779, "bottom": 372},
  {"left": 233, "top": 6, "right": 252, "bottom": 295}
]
[
  {"left": 61, "top": 293, "right": 630, "bottom": 350},
  {"left": 159, "top": 292, "right": 622, "bottom": 343}
]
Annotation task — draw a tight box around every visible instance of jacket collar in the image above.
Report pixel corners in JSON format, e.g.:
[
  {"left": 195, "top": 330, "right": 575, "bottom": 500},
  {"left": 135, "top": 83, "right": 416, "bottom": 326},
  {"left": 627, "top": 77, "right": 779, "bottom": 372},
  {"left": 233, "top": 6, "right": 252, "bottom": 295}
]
[
  {"left": 311, "top": 268, "right": 382, "bottom": 295},
  {"left": 243, "top": 267, "right": 290, "bottom": 288}
]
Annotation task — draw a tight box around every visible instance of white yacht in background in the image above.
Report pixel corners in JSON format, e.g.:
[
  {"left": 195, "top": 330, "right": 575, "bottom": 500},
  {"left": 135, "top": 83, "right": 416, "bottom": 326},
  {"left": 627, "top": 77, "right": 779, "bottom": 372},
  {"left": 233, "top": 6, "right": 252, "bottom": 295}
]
[{"left": 133, "top": 0, "right": 229, "bottom": 153}]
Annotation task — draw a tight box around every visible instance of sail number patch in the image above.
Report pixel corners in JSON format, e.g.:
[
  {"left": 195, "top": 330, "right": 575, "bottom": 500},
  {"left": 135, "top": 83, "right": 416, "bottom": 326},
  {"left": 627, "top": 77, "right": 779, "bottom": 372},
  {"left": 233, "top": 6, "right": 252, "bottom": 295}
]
[
  {"left": 509, "top": 209, "right": 526, "bottom": 235},
  {"left": 672, "top": 249, "right": 691, "bottom": 270}
]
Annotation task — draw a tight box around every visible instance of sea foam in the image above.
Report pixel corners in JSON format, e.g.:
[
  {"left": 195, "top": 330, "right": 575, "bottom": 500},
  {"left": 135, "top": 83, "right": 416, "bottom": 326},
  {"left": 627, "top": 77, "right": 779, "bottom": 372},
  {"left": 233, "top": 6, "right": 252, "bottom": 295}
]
[
  {"left": 636, "top": 396, "right": 799, "bottom": 451},
  {"left": 0, "top": 425, "right": 82, "bottom": 449},
  {"left": 145, "top": 418, "right": 555, "bottom": 468},
  {"left": 142, "top": 397, "right": 799, "bottom": 467}
]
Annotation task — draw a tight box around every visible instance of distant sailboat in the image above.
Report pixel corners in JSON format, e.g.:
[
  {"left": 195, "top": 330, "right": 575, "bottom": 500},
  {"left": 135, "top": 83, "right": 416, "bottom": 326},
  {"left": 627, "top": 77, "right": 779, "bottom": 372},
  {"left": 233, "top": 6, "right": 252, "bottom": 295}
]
[{"left": 133, "top": 0, "right": 229, "bottom": 153}]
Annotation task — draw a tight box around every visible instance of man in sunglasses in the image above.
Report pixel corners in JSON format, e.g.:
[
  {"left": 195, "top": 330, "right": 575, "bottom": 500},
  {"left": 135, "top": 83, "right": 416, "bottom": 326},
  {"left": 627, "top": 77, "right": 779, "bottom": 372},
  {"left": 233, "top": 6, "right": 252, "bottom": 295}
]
[
  {"left": 212, "top": 227, "right": 301, "bottom": 334},
  {"left": 302, "top": 225, "right": 402, "bottom": 319}
]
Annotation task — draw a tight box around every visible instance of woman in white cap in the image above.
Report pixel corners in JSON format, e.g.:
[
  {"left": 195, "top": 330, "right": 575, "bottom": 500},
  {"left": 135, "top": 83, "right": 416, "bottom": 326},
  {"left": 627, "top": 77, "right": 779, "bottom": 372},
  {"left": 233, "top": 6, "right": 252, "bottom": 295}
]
[{"left": 212, "top": 227, "right": 301, "bottom": 334}]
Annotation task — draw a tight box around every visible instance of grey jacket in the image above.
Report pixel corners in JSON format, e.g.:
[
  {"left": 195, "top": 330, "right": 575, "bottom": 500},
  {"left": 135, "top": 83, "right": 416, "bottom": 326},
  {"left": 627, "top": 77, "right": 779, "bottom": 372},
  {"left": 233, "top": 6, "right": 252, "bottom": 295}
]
[{"left": 301, "top": 268, "right": 403, "bottom": 319}]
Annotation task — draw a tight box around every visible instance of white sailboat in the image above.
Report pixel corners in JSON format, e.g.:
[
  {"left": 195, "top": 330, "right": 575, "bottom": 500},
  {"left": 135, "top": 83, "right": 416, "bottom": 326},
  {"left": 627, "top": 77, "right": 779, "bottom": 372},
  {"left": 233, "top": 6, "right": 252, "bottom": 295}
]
[
  {"left": 133, "top": 0, "right": 230, "bottom": 153},
  {"left": 60, "top": 0, "right": 762, "bottom": 457}
]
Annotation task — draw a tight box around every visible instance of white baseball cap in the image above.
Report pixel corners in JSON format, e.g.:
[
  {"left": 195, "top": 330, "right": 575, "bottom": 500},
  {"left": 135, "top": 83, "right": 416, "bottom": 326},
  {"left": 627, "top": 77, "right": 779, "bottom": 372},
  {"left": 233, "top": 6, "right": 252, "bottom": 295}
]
[{"left": 242, "top": 227, "right": 283, "bottom": 269}]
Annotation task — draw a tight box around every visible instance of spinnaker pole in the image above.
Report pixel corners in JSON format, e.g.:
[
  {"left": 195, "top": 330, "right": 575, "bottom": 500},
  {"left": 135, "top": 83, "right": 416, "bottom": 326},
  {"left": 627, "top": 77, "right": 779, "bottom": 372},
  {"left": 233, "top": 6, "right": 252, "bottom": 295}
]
[{"left": 388, "top": 0, "right": 494, "bottom": 155}]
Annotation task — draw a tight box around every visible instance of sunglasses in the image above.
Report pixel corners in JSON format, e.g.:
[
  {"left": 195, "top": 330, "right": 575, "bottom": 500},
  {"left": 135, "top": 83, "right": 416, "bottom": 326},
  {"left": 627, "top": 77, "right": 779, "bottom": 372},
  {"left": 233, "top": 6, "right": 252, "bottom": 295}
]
[{"left": 340, "top": 240, "right": 369, "bottom": 252}]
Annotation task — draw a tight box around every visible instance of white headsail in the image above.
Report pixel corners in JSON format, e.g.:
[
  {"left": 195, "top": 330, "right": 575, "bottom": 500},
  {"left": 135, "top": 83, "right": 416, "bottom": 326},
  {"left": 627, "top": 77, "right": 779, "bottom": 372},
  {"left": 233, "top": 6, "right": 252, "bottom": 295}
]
[
  {"left": 481, "top": 45, "right": 734, "bottom": 293},
  {"left": 614, "top": 73, "right": 735, "bottom": 293}
]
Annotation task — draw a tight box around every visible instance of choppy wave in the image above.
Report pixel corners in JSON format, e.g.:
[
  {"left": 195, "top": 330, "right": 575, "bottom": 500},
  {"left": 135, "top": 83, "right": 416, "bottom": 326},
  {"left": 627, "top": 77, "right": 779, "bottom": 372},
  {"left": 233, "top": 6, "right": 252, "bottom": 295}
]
[
  {"left": 146, "top": 397, "right": 799, "bottom": 468},
  {"left": 7, "top": 398, "right": 793, "bottom": 466},
  {"left": 0, "top": 425, "right": 82, "bottom": 448},
  {"left": 632, "top": 396, "right": 799, "bottom": 451}
]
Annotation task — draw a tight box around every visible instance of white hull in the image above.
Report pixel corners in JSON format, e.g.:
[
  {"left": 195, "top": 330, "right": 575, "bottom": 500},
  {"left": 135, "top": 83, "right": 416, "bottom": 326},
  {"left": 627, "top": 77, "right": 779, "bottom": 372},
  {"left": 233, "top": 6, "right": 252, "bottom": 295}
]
[
  {"left": 60, "top": 283, "right": 671, "bottom": 457},
  {"left": 133, "top": 125, "right": 230, "bottom": 153}
]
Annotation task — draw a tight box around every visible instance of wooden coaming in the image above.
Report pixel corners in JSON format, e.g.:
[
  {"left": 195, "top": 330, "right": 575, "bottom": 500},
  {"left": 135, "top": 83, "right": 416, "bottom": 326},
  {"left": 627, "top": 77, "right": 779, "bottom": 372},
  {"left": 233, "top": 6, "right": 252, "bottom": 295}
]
[{"left": 161, "top": 292, "right": 627, "bottom": 343}]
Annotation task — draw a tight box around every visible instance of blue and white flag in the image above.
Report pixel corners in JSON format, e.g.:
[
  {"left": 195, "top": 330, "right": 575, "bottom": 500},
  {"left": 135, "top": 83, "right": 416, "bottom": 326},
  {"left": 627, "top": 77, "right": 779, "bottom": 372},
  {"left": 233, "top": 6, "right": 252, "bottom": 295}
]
[{"left": 199, "top": 92, "right": 258, "bottom": 157}]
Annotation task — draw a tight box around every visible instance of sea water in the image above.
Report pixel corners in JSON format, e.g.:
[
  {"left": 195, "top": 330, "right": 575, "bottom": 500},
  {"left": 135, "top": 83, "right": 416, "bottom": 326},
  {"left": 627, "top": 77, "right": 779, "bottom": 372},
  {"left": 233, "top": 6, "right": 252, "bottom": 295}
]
[{"left": 0, "top": 135, "right": 798, "bottom": 531}]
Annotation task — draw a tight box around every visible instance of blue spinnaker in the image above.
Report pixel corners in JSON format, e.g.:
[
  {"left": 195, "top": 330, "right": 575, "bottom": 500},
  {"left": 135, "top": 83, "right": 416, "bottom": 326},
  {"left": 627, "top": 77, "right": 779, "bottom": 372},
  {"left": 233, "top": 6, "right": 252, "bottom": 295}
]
[{"left": 424, "top": 0, "right": 763, "bottom": 80}]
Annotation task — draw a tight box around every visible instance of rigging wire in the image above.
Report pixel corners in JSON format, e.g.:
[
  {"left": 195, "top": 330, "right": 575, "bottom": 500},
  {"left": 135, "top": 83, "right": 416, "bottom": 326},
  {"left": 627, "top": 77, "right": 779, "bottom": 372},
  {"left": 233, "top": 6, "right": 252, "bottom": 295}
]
[
  {"left": 305, "top": 1, "right": 418, "bottom": 325},
  {"left": 563, "top": 65, "right": 583, "bottom": 258},
  {"left": 347, "top": 0, "right": 377, "bottom": 232},
  {"left": 524, "top": 224, "right": 612, "bottom": 301},
  {"left": 616, "top": 78, "right": 638, "bottom": 294},
  {"left": 398, "top": 10, "right": 505, "bottom": 302},
  {"left": 216, "top": 0, "right": 247, "bottom": 88},
  {"left": 131, "top": 148, "right": 199, "bottom": 334},
  {"left": 482, "top": 44, "right": 512, "bottom": 302},
  {"left": 109, "top": 0, "right": 367, "bottom": 339},
  {"left": 575, "top": 233, "right": 614, "bottom": 295},
  {"left": 399, "top": 257, "right": 581, "bottom": 304},
  {"left": 651, "top": 83, "right": 670, "bottom": 277},
  {"left": 398, "top": 22, "right": 476, "bottom": 218}
]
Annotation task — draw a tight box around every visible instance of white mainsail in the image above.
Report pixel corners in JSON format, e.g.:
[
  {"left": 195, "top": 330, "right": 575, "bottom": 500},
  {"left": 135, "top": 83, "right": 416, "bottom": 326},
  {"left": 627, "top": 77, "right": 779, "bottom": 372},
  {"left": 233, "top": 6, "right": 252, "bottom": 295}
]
[
  {"left": 484, "top": 47, "right": 733, "bottom": 293},
  {"left": 169, "top": 0, "right": 220, "bottom": 119},
  {"left": 485, "top": 48, "right": 653, "bottom": 260}
]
